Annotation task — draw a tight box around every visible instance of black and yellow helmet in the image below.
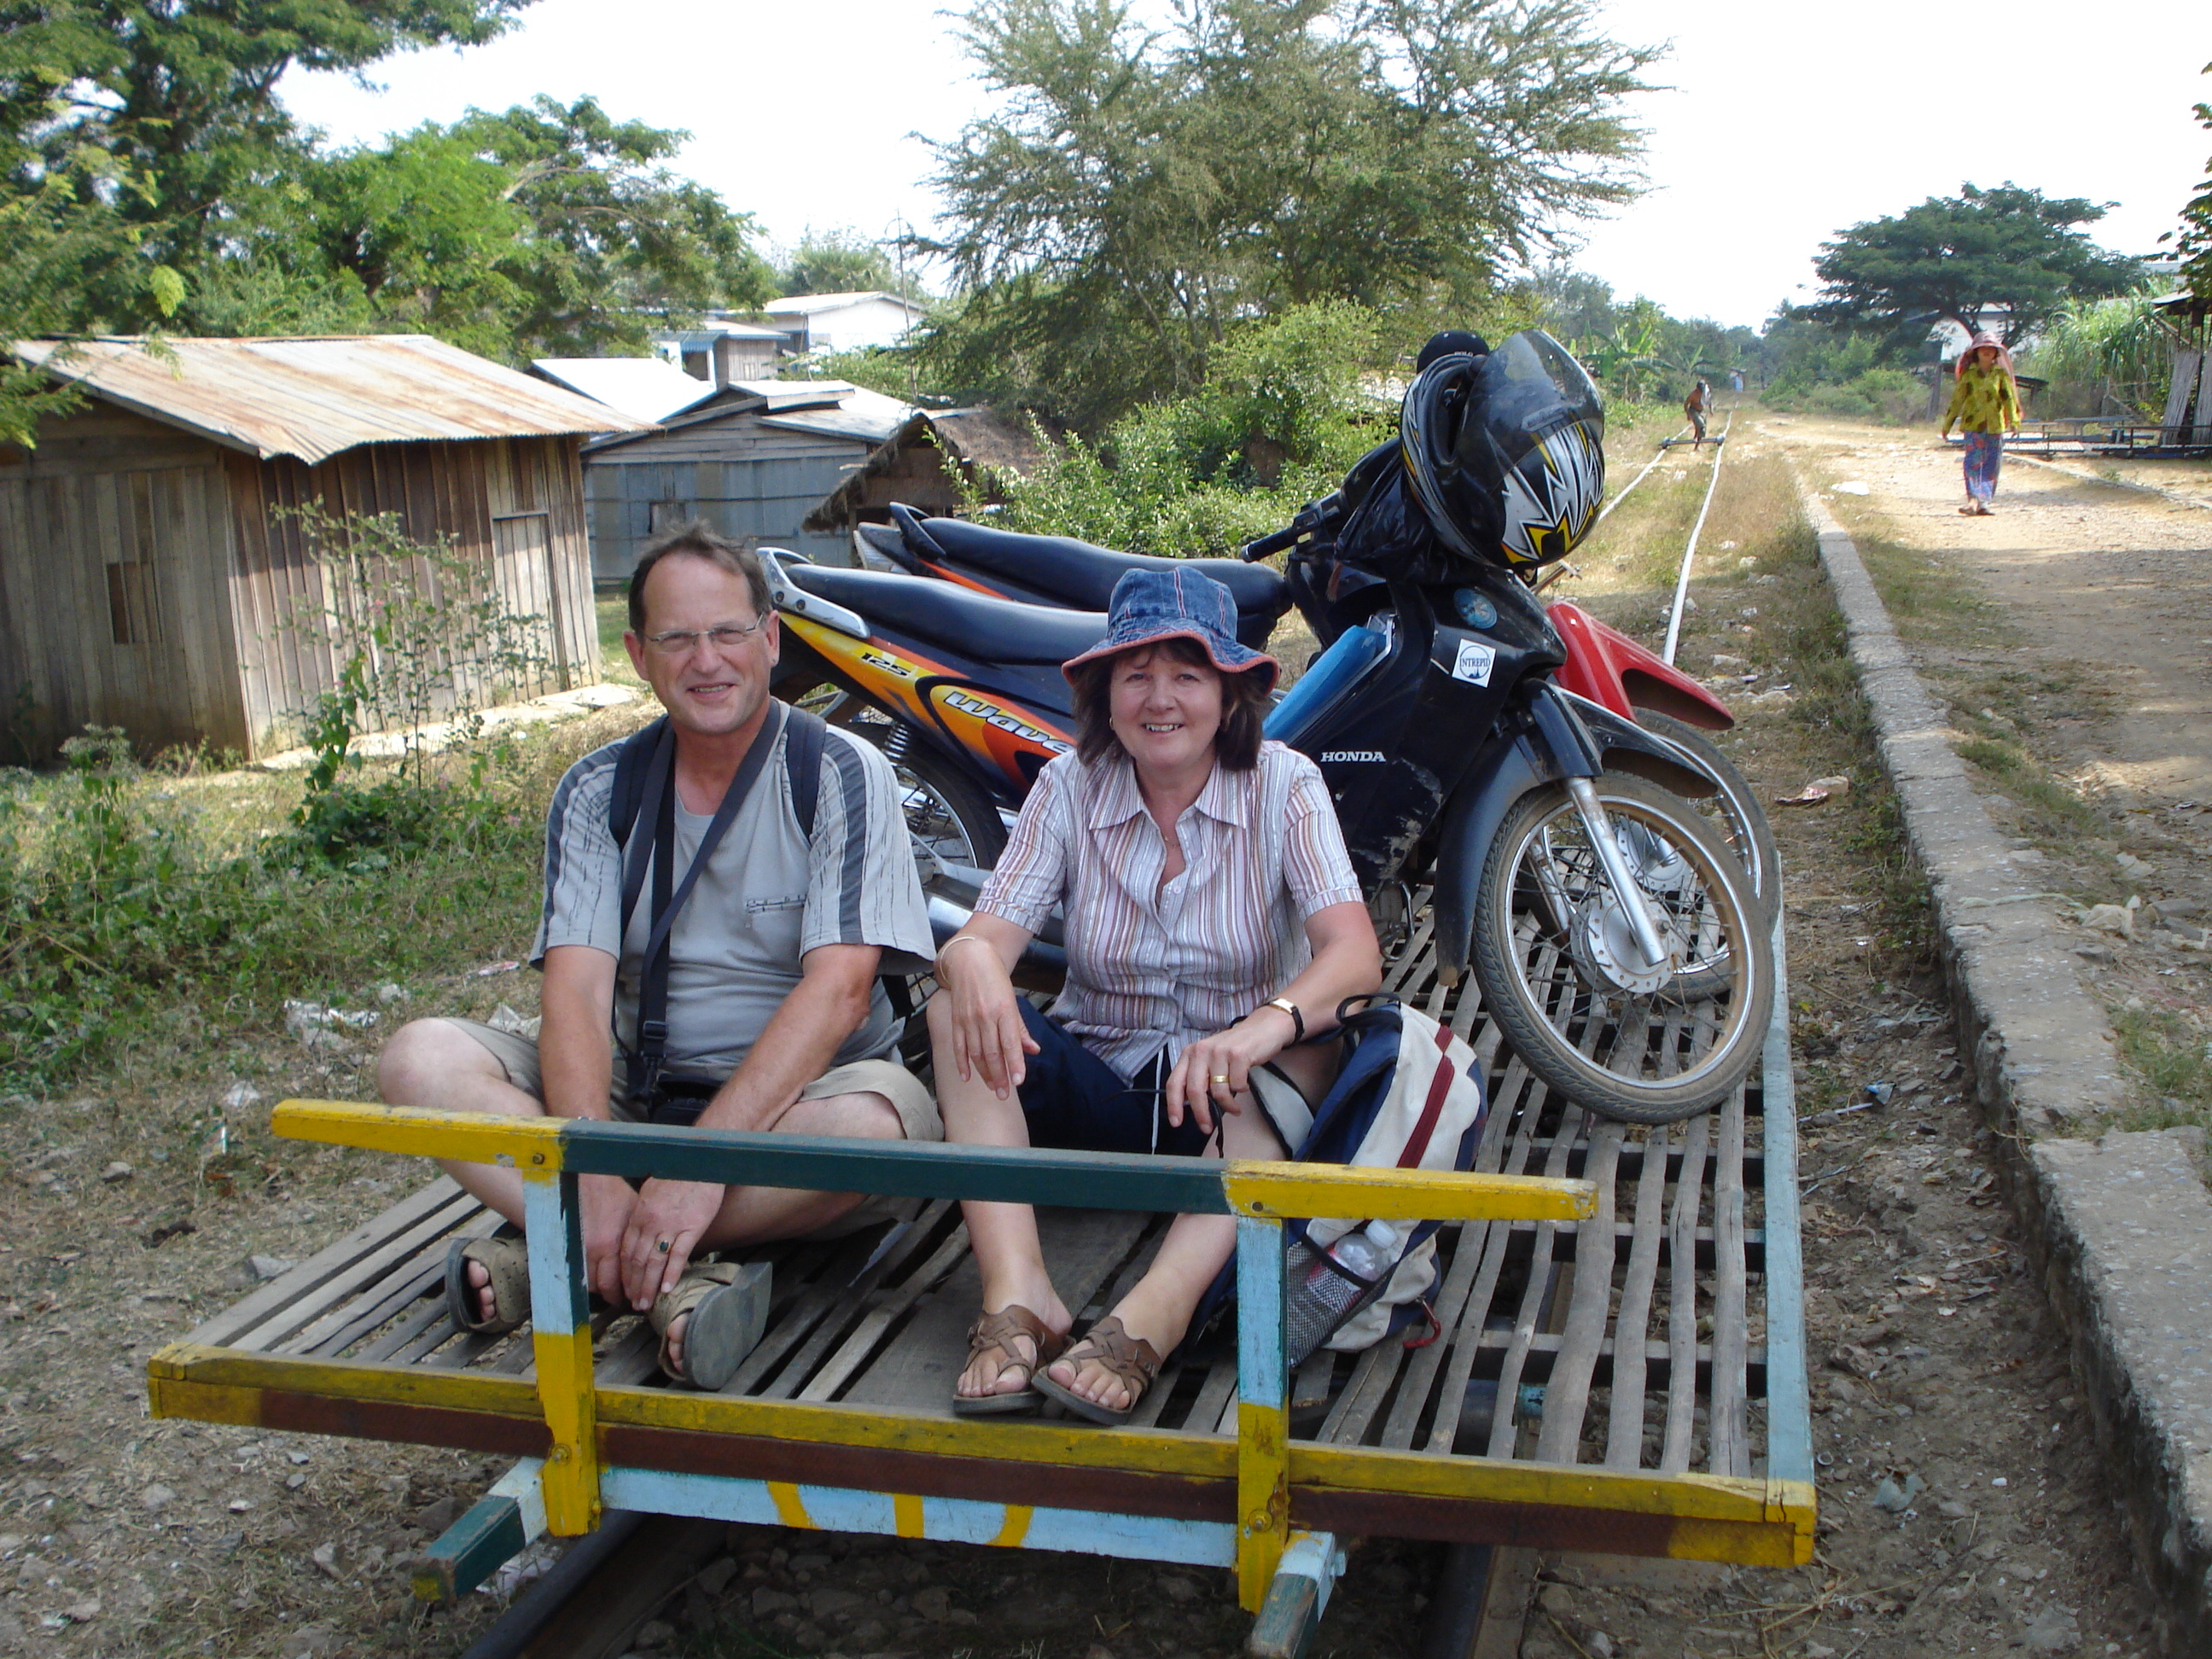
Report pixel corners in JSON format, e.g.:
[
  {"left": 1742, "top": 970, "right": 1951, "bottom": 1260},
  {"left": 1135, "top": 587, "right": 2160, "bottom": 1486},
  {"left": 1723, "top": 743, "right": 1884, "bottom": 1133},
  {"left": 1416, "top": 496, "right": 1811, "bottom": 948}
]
[{"left": 1400, "top": 329, "right": 1605, "bottom": 571}]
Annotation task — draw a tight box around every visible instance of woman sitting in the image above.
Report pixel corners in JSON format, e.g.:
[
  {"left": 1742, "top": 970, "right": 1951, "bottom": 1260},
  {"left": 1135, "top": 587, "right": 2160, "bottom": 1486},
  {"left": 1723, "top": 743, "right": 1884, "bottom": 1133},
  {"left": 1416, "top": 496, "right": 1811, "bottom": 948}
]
[{"left": 928, "top": 568, "right": 1382, "bottom": 1425}]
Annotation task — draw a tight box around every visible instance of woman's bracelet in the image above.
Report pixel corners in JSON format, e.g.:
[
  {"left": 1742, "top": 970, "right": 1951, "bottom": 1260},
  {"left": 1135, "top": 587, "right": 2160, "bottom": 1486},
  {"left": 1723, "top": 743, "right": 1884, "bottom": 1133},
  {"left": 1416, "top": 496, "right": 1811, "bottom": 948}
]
[{"left": 934, "top": 934, "right": 996, "bottom": 976}]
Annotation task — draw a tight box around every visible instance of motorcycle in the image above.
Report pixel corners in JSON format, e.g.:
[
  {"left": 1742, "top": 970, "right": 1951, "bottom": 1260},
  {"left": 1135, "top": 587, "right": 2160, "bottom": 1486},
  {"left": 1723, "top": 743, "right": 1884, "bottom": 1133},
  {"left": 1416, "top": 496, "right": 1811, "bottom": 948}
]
[
  {"left": 851, "top": 500, "right": 1778, "bottom": 924},
  {"left": 765, "top": 330, "right": 1773, "bottom": 1123}
]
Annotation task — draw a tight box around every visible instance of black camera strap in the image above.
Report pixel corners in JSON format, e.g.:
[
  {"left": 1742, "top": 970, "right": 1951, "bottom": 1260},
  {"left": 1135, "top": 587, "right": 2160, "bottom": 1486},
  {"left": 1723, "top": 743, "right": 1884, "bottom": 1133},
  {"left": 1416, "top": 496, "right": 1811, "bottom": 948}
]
[{"left": 623, "top": 702, "right": 787, "bottom": 1104}]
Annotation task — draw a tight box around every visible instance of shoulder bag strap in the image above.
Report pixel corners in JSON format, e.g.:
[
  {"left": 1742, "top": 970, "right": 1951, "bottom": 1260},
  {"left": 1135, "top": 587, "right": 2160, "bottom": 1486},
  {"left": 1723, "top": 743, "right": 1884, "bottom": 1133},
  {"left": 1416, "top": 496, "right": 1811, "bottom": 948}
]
[{"left": 626, "top": 702, "right": 789, "bottom": 1102}]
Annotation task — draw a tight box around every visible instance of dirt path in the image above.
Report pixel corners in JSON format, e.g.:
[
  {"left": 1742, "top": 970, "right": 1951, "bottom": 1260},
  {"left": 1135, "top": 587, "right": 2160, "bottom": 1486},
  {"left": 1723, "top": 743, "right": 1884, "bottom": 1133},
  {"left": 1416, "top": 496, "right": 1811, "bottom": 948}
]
[{"left": 1769, "top": 418, "right": 2212, "bottom": 801}]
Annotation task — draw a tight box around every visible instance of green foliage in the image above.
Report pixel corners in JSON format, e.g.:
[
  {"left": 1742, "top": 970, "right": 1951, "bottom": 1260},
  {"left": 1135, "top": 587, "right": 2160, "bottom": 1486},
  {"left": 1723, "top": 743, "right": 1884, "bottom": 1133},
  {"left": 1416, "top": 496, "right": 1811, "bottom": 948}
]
[
  {"left": 0, "top": 743, "right": 539, "bottom": 1090},
  {"left": 778, "top": 228, "right": 925, "bottom": 301},
  {"left": 2170, "top": 63, "right": 2212, "bottom": 300},
  {"left": 276, "top": 505, "right": 552, "bottom": 796},
  {"left": 1806, "top": 182, "right": 2139, "bottom": 349},
  {"left": 2018, "top": 293, "right": 2174, "bottom": 420},
  {"left": 1, "top": 0, "right": 527, "bottom": 324},
  {"left": 918, "top": 0, "right": 1657, "bottom": 431},
  {"left": 2, "top": 6, "right": 773, "bottom": 370},
  {"left": 986, "top": 301, "right": 1389, "bottom": 554},
  {"left": 1761, "top": 332, "right": 1924, "bottom": 422}
]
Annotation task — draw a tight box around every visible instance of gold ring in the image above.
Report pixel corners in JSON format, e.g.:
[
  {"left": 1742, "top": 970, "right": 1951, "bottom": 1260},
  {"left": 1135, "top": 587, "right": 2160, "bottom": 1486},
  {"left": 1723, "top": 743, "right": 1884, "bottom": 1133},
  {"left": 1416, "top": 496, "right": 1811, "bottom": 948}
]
[{"left": 1210, "top": 1074, "right": 1231, "bottom": 1085}]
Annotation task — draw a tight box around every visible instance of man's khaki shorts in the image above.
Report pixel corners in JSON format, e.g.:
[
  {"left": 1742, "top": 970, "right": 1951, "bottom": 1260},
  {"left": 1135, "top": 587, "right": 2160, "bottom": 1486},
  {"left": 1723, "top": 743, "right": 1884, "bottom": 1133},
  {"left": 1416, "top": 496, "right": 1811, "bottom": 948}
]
[{"left": 444, "top": 1018, "right": 942, "bottom": 1144}]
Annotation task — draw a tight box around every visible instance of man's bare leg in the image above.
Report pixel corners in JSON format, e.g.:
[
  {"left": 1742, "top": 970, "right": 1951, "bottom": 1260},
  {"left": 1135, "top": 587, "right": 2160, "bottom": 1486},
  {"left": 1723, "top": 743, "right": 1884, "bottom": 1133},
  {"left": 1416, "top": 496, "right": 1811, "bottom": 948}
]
[{"left": 379, "top": 1019, "right": 908, "bottom": 1339}]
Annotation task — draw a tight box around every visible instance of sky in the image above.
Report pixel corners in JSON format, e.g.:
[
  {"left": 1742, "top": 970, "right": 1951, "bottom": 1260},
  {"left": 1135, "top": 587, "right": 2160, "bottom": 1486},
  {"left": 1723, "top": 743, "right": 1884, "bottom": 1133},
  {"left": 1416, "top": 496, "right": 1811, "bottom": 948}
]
[{"left": 275, "top": 0, "right": 2212, "bottom": 332}]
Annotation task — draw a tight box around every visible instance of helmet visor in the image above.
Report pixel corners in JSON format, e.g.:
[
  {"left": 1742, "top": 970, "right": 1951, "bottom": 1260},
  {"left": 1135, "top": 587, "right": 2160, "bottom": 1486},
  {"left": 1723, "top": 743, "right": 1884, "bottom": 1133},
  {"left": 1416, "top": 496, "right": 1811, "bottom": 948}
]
[{"left": 1454, "top": 330, "right": 1604, "bottom": 474}]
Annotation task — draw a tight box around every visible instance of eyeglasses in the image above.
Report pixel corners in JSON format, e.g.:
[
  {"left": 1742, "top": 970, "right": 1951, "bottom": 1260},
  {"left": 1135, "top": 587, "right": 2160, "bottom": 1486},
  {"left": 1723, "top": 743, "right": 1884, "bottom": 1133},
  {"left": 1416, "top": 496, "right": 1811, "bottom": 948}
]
[{"left": 641, "top": 617, "right": 767, "bottom": 656}]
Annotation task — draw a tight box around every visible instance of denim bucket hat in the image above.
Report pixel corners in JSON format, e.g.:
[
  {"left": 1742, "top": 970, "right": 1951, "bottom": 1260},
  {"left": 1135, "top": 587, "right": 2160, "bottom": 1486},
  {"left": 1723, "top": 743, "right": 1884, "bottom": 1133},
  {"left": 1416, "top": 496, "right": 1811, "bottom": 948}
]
[{"left": 1062, "top": 566, "right": 1279, "bottom": 692}]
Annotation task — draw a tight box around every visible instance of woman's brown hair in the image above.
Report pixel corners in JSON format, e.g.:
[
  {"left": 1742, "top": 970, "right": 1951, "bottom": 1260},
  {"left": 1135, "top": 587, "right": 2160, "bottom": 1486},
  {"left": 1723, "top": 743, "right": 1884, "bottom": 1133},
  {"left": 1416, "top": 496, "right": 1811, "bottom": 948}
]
[{"left": 1068, "top": 637, "right": 1271, "bottom": 770}]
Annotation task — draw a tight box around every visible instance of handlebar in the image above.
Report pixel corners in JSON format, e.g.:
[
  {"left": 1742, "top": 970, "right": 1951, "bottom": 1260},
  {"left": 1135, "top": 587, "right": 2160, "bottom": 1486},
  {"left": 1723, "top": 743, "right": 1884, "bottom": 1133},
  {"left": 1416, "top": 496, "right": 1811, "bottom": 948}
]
[{"left": 1241, "top": 524, "right": 1301, "bottom": 562}]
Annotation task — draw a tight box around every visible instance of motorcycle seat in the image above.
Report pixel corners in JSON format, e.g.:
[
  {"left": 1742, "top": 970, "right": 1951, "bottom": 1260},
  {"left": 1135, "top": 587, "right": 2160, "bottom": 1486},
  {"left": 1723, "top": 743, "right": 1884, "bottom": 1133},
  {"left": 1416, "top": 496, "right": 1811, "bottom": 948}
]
[
  {"left": 893, "top": 506, "right": 1290, "bottom": 638},
  {"left": 780, "top": 562, "right": 1109, "bottom": 667}
]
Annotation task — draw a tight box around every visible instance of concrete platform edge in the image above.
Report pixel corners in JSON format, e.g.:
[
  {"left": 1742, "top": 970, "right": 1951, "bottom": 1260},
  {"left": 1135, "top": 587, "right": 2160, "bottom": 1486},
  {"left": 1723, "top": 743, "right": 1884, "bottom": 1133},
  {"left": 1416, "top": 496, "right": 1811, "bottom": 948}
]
[{"left": 1795, "top": 472, "right": 2212, "bottom": 1655}]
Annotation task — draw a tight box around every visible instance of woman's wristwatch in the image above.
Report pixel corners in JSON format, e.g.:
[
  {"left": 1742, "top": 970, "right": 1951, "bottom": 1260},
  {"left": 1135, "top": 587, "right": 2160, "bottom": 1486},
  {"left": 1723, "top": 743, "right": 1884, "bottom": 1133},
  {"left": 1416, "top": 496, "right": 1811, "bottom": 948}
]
[{"left": 1255, "top": 997, "right": 1305, "bottom": 1044}]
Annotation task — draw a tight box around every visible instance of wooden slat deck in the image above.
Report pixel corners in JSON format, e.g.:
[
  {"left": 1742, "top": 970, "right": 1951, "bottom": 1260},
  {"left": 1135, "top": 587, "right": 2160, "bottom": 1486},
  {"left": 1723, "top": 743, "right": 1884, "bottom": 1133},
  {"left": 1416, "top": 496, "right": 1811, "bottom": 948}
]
[{"left": 172, "top": 932, "right": 1795, "bottom": 1505}]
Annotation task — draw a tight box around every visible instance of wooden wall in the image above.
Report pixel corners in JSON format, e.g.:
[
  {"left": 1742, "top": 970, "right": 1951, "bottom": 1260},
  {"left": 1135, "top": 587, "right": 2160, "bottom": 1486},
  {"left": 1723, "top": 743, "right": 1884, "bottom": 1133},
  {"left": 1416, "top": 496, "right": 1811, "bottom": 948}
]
[
  {"left": 0, "top": 399, "right": 600, "bottom": 763},
  {"left": 225, "top": 434, "right": 600, "bottom": 755},
  {"left": 0, "top": 409, "right": 247, "bottom": 760},
  {"left": 585, "top": 414, "right": 873, "bottom": 578}
]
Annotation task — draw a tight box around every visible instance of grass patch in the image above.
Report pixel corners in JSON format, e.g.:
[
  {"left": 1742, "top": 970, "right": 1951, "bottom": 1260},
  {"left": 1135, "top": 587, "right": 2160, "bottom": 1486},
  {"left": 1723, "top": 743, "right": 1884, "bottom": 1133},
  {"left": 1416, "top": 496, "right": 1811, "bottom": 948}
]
[
  {"left": 596, "top": 595, "right": 646, "bottom": 690},
  {"left": 1954, "top": 735, "right": 2103, "bottom": 838},
  {"left": 2109, "top": 1004, "right": 2212, "bottom": 1132}
]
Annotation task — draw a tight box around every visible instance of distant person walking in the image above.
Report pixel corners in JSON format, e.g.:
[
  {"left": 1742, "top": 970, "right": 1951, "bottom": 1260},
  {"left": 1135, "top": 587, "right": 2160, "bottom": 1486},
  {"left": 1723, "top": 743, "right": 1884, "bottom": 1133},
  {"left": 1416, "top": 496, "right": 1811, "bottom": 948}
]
[
  {"left": 1940, "top": 331, "right": 2023, "bottom": 515},
  {"left": 1684, "top": 378, "right": 1711, "bottom": 446},
  {"left": 1728, "top": 370, "right": 1744, "bottom": 394}
]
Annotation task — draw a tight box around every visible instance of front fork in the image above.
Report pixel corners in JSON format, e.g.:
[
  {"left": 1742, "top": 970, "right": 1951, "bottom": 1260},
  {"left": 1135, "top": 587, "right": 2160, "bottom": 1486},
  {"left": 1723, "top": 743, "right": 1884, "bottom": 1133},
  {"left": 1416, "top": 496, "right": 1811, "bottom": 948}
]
[{"left": 1563, "top": 776, "right": 1674, "bottom": 969}]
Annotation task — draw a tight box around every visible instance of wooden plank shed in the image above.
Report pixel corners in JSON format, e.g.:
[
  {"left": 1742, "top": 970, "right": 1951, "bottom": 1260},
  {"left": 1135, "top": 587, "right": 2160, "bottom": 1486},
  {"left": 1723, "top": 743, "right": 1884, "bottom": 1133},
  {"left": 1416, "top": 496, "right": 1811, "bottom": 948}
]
[
  {"left": 0, "top": 335, "right": 646, "bottom": 763},
  {"left": 579, "top": 381, "right": 912, "bottom": 578}
]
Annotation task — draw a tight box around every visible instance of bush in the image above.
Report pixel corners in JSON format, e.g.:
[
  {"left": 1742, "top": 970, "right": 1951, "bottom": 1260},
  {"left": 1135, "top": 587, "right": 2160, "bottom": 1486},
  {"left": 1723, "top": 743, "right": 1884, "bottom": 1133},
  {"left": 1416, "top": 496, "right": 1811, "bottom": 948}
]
[
  {"left": 984, "top": 302, "right": 1391, "bottom": 556},
  {"left": 1778, "top": 367, "right": 1926, "bottom": 424},
  {"left": 0, "top": 742, "right": 546, "bottom": 1091}
]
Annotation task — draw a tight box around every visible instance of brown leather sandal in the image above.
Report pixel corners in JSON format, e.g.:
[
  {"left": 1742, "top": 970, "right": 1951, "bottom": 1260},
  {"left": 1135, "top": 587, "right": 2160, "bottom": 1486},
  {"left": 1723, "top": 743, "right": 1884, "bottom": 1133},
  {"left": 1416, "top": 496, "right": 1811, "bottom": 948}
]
[
  {"left": 1032, "top": 1315, "right": 1162, "bottom": 1427},
  {"left": 952, "top": 1304, "right": 1067, "bottom": 1416}
]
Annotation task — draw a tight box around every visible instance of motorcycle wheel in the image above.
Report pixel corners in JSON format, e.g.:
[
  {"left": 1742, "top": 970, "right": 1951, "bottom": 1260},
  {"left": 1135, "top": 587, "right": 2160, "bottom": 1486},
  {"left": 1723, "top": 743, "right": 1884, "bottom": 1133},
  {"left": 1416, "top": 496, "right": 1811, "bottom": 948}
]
[
  {"left": 1633, "top": 711, "right": 1782, "bottom": 924},
  {"left": 1470, "top": 774, "right": 1773, "bottom": 1125},
  {"left": 865, "top": 722, "right": 1009, "bottom": 870}
]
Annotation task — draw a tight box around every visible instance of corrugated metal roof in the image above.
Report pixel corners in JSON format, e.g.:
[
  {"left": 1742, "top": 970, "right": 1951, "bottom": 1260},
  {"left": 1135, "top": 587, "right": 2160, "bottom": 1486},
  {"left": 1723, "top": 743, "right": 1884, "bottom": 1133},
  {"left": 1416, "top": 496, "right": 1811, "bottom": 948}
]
[
  {"left": 15, "top": 335, "right": 650, "bottom": 465},
  {"left": 531, "top": 356, "right": 730, "bottom": 422}
]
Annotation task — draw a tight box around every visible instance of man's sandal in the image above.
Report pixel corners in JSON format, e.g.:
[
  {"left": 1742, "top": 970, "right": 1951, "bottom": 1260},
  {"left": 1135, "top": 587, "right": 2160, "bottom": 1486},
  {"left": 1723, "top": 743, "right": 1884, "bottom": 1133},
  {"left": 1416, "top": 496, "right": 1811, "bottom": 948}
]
[
  {"left": 952, "top": 1305, "right": 1068, "bottom": 1417},
  {"left": 1032, "top": 1315, "right": 1162, "bottom": 1428},
  {"left": 445, "top": 1237, "right": 530, "bottom": 1336},
  {"left": 649, "top": 1260, "right": 771, "bottom": 1392}
]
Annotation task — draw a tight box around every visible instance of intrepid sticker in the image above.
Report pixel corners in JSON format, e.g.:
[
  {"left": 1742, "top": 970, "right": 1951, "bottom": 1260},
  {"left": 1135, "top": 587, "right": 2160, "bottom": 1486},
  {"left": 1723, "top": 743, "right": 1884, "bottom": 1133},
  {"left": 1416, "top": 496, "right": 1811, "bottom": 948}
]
[{"left": 1452, "top": 641, "right": 1497, "bottom": 686}]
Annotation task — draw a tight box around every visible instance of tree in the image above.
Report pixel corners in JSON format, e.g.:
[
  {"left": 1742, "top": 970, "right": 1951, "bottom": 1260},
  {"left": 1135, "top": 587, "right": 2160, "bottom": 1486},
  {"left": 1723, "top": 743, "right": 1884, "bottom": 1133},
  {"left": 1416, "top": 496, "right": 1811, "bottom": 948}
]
[
  {"left": 1806, "top": 182, "right": 2139, "bottom": 349},
  {"left": 2169, "top": 63, "right": 2212, "bottom": 300},
  {"left": 778, "top": 229, "right": 925, "bottom": 300},
  {"left": 1, "top": 8, "right": 774, "bottom": 370},
  {"left": 2, "top": 0, "right": 530, "bottom": 323},
  {"left": 921, "top": 0, "right": 1656, "bottom": 429}
]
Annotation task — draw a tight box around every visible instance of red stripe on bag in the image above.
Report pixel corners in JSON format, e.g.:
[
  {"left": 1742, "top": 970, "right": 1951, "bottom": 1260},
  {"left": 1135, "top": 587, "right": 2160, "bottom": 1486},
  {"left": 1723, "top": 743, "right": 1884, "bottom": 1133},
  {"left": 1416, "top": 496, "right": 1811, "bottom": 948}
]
[{"left": 1400, "top": 1021, "right": 1458, "bottom": 1167}]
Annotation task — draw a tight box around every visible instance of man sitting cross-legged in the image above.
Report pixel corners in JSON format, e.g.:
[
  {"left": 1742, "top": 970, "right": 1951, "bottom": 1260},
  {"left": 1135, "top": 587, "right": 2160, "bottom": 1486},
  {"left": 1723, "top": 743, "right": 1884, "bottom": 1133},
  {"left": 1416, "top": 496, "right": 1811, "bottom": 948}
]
[{"left": 377, "top": 521, "right": 938, "bottom": 1390}]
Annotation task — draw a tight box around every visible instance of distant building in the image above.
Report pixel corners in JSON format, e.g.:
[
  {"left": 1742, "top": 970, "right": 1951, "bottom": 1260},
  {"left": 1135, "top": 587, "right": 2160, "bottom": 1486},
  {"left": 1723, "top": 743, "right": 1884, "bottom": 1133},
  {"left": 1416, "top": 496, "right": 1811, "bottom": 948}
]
[
  {"left": 805, "top": 408, "right": 1044, "bottom": 534},
  {"left": 651, "top": 317, "right": 788, "bottom": 387},
  {"left": 530, "top": 356, "right": 734, "bottom": 424},
  {"left": 760, "top": 292, "right": 927, "bottom": 354},
  {"left": 581, "top": 381, "right": 913, "bottom": 577},
  {"left": 0, "top": 335, "right": 642, "bottom": 761}
]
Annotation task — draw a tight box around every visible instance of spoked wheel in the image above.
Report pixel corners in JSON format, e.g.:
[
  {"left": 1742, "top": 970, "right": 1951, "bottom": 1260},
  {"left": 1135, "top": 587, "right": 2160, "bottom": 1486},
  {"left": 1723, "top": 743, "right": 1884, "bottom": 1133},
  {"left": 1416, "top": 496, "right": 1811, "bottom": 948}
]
[
  {"left": 845, "top": 710, "right": 1007, "bottom": 870},
  {"left": 1469, "top": 774, "right": 1773, "bottom": 1124},
  {"left": 1633, "top": 710, "right": 1781, "bottom": 924}
]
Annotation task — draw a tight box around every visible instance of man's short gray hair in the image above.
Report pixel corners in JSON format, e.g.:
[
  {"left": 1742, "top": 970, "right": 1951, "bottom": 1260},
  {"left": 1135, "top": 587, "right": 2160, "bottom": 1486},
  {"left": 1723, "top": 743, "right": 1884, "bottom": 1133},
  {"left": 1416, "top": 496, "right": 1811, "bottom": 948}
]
[{"left": 628, "top": 521, "right": 772, "bottom": 632}]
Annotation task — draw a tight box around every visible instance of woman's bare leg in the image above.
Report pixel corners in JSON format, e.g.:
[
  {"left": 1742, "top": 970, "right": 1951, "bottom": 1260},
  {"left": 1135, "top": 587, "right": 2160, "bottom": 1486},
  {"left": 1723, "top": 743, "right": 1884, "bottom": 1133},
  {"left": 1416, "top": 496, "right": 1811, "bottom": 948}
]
[
  {"left": 1046, "top": 1044, "right": 1336, "bottom": 1412},
  {"left": 926, "top": 996, "right": 1070, "bottom": 1399}
]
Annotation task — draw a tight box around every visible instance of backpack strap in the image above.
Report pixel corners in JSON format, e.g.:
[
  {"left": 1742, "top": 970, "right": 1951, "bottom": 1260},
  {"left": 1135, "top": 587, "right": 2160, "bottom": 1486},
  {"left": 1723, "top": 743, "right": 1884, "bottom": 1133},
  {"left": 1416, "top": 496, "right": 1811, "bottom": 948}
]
[
  {"left": 610, "top": 715, "right": 670, "bottom": 850},
  {"left": 781, "top": 706, "right": 918, "bottom": 1026},
  {"left": 783, "top": 705, "right": 826, "bottom": 839}
]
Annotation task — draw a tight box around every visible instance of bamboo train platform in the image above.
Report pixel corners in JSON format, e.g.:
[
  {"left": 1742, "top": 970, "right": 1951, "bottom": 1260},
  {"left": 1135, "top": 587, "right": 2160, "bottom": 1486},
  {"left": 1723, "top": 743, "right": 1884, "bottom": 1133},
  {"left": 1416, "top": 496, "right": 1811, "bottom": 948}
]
[{"left": 145, "top": 917, "right": 1814, "bottom": 1655}]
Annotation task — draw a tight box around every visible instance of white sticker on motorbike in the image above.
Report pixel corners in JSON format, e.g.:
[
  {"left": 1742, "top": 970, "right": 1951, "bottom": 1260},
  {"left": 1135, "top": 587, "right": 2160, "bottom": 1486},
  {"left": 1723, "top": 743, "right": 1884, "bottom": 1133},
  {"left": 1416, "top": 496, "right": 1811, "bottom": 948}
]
[{"left": 1452, "top": 641, "right": 1496, "bottom": 685}]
